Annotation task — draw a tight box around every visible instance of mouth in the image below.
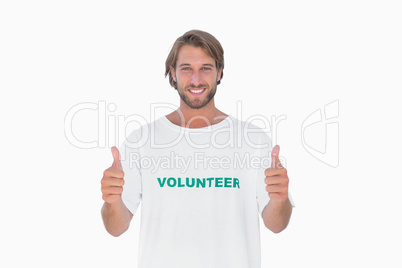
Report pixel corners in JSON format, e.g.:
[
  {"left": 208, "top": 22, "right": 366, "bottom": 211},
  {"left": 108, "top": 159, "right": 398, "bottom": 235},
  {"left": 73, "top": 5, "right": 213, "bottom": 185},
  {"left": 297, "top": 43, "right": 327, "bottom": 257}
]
[{"left": 188, "top": 88, "right": 206, "bottom": 95}]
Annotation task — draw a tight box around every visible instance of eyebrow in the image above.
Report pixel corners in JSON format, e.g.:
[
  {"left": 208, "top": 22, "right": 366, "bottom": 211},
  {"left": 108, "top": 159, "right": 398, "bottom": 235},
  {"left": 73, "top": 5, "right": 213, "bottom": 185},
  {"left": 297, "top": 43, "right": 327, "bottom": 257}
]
[{"left": 178, "top": 63, "right": 215, "bottom": 68}]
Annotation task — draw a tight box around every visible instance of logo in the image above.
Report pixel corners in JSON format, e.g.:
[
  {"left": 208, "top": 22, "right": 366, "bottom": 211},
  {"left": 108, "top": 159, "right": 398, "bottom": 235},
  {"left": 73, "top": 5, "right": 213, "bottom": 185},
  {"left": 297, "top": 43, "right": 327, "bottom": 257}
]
[{"left": 301, "top": 100, "right": 339, "bottom": 167}]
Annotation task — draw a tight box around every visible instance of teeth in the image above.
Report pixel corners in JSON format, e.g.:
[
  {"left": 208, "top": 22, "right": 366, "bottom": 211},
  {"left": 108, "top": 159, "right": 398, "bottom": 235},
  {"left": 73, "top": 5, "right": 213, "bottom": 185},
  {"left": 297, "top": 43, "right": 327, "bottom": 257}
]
[{"left": 190, "top": 88, "right": 205, "bottom": 93}]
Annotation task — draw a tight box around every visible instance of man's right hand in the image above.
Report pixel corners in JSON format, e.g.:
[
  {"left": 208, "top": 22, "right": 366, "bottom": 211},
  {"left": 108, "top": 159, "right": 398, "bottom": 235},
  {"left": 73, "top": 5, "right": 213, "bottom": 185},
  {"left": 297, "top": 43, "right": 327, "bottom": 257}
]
[{"left": 101, "top": 146, "right": 125, "bottom": 204}]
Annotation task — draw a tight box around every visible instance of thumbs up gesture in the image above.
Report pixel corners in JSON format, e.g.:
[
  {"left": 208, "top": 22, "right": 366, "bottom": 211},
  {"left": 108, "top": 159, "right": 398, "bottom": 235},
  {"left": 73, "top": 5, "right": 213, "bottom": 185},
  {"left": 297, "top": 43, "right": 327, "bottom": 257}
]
[
  {"left": 264, "top": 145, "right": 289, "bottom": 202},
  {"left": 101, "top": 146, "right": 125, "bottom": 204}
]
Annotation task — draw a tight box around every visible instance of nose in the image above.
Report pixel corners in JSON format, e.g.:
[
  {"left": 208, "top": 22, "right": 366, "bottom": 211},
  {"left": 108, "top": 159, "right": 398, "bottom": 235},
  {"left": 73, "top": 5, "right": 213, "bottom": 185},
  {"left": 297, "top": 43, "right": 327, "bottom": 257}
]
[{"left": 191, "top": 70, "right": 201, "bottom": 86}]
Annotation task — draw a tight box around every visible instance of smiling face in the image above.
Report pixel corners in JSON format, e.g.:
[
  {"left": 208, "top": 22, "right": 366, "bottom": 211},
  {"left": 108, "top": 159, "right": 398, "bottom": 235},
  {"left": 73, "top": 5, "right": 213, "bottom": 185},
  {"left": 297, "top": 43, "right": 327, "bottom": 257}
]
[{"left": 170, "top": 45, "right": 222, "bottom": 110}]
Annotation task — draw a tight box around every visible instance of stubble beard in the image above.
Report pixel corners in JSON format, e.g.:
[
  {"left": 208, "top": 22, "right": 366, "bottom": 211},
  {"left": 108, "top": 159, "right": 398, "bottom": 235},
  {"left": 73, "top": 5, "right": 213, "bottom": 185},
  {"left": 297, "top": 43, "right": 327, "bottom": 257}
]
[{"left": 177, "top": 83, "right": 217, "bottom": 110}]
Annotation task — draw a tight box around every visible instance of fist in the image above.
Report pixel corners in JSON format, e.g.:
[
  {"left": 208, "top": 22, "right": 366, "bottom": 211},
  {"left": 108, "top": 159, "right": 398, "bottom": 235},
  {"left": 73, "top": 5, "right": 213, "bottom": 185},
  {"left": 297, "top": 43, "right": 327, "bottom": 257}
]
[
  {"left": 101, "top": 146, "right": 125, "bottom": 204},
  {"left": 264, "top": 145, "right": 289, "bottom": 202}
]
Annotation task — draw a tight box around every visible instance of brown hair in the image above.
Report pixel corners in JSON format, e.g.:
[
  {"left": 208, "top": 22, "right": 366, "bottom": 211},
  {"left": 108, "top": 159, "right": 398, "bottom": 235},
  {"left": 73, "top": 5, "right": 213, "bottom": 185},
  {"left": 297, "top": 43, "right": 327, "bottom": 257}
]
[{"left": 165, "top": 29, "right": 224, "bottom": 89}]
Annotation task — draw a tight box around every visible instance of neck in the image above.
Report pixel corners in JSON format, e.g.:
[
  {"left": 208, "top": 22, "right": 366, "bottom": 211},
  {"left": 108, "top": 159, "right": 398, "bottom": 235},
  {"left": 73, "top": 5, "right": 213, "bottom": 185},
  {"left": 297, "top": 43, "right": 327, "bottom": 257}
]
[{"left": 167, "top": 99, "right": 228, "bottom": 128}]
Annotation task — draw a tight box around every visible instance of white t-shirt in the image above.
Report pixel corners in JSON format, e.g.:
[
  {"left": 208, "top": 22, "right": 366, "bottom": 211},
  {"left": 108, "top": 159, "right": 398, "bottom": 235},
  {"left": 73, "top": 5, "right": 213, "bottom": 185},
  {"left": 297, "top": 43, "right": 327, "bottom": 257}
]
[{"left": 119, "top": 114, "right": 293, "bottom": 268}]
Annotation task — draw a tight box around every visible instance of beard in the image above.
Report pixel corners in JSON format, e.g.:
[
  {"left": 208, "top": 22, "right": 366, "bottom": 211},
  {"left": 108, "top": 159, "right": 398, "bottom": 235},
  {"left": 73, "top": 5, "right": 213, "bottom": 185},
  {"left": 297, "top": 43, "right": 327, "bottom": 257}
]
[{"left": 178, "top": 83, "right": 217, "bottom": 109}]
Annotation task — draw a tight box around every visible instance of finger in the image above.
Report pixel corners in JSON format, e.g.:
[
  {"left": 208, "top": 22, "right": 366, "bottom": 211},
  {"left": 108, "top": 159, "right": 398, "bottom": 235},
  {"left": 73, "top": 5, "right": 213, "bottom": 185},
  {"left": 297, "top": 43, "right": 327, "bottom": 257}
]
[
  {"left": 265, "top": 176, "right": 286, "bottom": 185},
  {"left": 101, "top": 177, "right": 124, "bottom": 187},
  {"left": 264, "top": 167, "right": 286, "bottom": 177},
  {"left": 265, "top": 184, "right": 286, "bottom": 193},
  {"left": 271, "top": 145, "right": 280, "bottom": 168},
  {"left": 103, "top": 194, "right": 122, "bottom": 204},
  {"left": 111, "top": 146, "right": 122, "bottom": 170},
  {"left": 102, "top": 186, "right": 123, "bottom": 195},
  {"left": 103, "top": 167, "right": 124, "bottom": 179},
  {"left": 268, "top": 192, "right": 288, "bottom": 201}
]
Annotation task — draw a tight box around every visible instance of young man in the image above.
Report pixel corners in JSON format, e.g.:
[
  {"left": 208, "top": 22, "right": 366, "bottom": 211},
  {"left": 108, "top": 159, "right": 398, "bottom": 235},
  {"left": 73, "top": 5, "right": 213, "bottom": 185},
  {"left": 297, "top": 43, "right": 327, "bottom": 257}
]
[{"left": 101, "top": 30, "right": 294, "bottom": 268}]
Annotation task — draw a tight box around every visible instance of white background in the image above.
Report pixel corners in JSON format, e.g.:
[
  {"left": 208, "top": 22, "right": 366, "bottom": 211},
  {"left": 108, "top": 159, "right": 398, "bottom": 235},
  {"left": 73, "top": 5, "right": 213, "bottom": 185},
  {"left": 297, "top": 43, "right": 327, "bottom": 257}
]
[{"left": 1, "top": 0, "right": 401, "bottom": 267}]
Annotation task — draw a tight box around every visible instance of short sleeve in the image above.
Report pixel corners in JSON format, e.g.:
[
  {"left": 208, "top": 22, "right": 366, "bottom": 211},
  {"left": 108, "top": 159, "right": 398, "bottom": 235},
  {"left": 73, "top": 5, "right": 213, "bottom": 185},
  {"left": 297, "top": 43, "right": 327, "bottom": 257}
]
[
  {"left": 255, "top": 133, "right": 271, "bottom": 218},
  {"left": 119, "top": 132, "right": 142, "bottom": 216}
]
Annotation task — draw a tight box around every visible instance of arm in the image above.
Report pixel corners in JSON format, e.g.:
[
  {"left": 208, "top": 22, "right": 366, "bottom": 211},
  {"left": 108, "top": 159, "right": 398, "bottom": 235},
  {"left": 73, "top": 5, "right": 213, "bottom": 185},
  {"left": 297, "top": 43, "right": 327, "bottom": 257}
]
[
  {"left": 100, "top": 146, "right": 133, "bottom": 237},
  {"left": 101, "top": 199, "right": 133, "bottom": 237},
  {"left": 262, "top": 198, "right": 292, "bottom": 233}
]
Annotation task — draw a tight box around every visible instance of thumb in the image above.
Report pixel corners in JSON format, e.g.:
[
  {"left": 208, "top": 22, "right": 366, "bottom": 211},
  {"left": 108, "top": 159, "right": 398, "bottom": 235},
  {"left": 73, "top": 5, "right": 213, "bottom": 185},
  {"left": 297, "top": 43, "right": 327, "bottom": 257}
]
[
  {"left": 271, "top": 145, "right": 280, "bottom": 169},
  {"left": 111, "top": 146, "right": 122, "bottom": 170}
]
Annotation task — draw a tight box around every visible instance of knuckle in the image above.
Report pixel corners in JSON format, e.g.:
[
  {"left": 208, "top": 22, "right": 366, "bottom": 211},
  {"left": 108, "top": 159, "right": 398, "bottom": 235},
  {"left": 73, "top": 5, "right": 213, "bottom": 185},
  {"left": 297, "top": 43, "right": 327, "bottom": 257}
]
[
  {"left": 267, "top": 185, "right": 273, "bottom": 192},
  {"left": 100, "top": 186, "right": 108, "bottom": 194},
  {"left": 101, "top": 178, "right": 111, "bottom": 187},
  {"left": 103, "top": 168, "right": 113, "bottom": 178}
]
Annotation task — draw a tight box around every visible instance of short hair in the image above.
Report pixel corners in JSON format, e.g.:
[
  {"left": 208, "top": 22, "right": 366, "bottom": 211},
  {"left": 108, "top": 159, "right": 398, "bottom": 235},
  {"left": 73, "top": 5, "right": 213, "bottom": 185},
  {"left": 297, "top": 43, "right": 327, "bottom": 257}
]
[{"left": 165, "top": 30, "right": 224, "bottom": 89}]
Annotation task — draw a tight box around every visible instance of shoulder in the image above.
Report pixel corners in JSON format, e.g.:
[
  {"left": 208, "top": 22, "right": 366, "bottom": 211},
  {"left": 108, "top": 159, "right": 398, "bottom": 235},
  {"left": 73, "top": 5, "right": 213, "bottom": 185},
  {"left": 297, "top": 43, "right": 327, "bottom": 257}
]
[
  {"left": 228, "top": 115, "right": 271, "bottom": 148},
  {"left": 229, "top": 115, "right": 270, "bottom": 136},
  {"left": 119, "top": 116, "right": 163, "bottom": 151}
]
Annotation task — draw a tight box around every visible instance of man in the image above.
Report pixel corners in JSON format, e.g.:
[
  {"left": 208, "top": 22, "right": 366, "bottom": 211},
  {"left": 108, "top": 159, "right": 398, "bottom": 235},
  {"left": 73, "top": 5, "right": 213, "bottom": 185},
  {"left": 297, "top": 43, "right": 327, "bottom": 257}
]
[{"left": 101, "top": 30, "right": 294, "bottom": 267}]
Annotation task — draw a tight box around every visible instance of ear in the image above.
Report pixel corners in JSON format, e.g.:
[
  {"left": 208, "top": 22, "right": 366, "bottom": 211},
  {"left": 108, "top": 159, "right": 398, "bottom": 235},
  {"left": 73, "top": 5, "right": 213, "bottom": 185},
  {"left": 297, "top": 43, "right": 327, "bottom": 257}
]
[
  {"left": 170, "top": 66, "right": 176, "bottom": 82},
  {"left": 217, "top": 67, "right": 223, "bottom": 82}
]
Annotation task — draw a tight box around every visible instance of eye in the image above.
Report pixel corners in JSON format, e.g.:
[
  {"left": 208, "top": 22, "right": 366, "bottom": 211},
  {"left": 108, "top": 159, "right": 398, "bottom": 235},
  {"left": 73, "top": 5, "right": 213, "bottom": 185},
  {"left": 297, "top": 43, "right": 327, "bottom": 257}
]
[
  {"left": 201, "top": 67, "right": 212, "bottom": 71},
  {"left": 181, "top": 67, "right": 190, "bottom": 71}
]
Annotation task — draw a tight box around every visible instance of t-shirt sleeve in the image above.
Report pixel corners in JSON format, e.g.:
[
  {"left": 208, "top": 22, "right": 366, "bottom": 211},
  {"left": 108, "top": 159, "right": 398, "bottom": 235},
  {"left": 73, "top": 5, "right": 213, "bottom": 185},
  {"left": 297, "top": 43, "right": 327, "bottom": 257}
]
[
  {"left": 119, "top": 132, "right": 142, "bottom": 216},
  {"left": 255, "top": 133, "right": 271, "bottom": 218}
]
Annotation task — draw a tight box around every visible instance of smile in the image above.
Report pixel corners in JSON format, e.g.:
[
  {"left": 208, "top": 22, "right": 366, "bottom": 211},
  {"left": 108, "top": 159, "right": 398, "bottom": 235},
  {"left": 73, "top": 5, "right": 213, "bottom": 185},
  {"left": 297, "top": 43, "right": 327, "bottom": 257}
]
[{"left": 189, "top": 88, "right": 205, "bottom": 94}]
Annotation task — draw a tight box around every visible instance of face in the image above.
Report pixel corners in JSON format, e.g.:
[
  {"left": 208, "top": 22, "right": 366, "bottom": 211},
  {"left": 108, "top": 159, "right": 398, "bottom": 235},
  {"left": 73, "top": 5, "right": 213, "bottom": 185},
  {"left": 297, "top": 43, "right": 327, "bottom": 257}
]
[{"left": 170, "top": 45, "right": 222, "bottom": 110}]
